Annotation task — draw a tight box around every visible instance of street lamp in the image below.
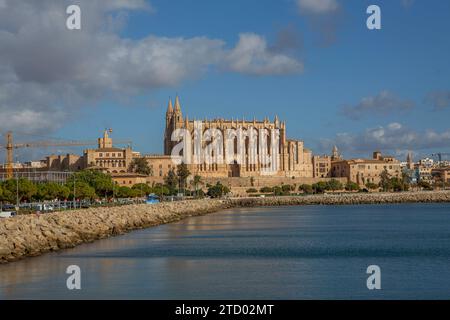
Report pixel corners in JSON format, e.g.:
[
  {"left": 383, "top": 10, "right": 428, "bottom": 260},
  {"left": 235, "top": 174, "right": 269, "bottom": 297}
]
[
  {"left": 15, "top": 155, "right": 19, "bottom": 209},
  {"left": 73, "top": 175, "right": 76, "bottom": 209}
]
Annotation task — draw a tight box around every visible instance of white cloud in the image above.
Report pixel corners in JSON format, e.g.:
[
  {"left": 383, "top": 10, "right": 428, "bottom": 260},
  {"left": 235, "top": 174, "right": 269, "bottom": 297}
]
[
  {"left": 296, "top": 0, "right": 339, "bottom": 15},
  {"left": 319, "top": 123, "right": 450, "bottom": 157},
  {"left": 226, "top": 33, "right": 303, "bottom": 76}
]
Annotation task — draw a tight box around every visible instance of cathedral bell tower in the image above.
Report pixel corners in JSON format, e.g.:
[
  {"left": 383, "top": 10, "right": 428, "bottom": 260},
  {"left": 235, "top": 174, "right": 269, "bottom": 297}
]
[{"left": 164, "top": 95, "right": 184, "bottom": 155}]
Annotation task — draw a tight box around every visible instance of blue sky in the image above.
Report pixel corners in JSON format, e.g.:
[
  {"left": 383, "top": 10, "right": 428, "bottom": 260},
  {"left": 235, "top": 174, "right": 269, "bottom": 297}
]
[{"left": 1, "top": 0, "right": 450, "bottom": 162}]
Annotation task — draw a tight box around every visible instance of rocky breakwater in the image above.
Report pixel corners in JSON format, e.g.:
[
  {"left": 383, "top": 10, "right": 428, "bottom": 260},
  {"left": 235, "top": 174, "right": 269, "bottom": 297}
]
[
  {"left": 0, "top": 199, "right": 231, "bottom": 263},
  {"left": 230, "top": 190, "right": 450, "bottom": 207}
]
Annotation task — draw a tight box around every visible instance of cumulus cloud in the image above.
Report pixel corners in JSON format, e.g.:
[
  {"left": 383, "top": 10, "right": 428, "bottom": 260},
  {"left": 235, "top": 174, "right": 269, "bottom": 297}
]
[
  {"left": 425, "top": 90, "right": 450, "bottom": 110},
  {"left": 226, "top": 33, "right": 303, "bottom": 76},
  {"left": 340, "top": 90, "right": 414, "bottom": 120},
  {"left": 319, "top": 122, "right": 450, "bottom": 157},
  {"left": 0, "top": 0, "right": 303, "bottom": 134}
]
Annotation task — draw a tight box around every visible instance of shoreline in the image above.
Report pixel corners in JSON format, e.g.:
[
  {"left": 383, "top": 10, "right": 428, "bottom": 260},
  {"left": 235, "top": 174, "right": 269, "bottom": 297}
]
[{"left": 1, "top": 191, "right": 450, "bottom": 263}]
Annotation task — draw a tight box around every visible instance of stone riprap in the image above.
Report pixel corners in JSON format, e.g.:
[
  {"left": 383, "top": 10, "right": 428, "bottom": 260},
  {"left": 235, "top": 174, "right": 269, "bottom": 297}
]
[
  {"left": 1, "top": 191, "right": 450, "bottom": 263},
  {"left": 230, "top": 190, "right": 450, "bottom": 207}
]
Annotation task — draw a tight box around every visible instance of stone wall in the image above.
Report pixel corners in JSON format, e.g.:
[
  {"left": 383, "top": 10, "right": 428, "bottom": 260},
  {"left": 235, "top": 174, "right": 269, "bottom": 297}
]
[
  {"left": 202, "top": 176, "right": 348, "bottom": 188},
  {"left": 230, "top": 190, "right": 450, "bottom": 206}
]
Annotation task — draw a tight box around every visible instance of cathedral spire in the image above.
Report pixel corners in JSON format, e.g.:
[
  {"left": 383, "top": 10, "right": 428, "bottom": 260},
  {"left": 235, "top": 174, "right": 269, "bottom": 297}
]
[
  {"left": 166, "top": 97, "right": 174, "bottom": 115},
  {"left": 174, "top": 95, "right": 181, "bottom": 112}
]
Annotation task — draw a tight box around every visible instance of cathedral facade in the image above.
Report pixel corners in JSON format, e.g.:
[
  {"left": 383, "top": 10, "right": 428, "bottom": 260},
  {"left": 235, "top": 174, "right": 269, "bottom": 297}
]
[{"left": 163, "top": 96, "right": 313, "bottom": 178}]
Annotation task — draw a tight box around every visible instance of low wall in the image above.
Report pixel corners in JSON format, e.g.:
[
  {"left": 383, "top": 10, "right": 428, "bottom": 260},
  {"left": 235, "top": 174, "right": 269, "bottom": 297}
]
[
  {"left": 230, "top": 190, "right": 450, "bottom": 206},
  {"left": 1, "top": 191, "right": 450, "bottom": 263}
]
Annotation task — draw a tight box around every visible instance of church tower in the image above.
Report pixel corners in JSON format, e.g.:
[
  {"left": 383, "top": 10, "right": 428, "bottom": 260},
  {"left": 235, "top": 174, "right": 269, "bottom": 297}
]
[
  {"left": 164, "top": 96, "right": 184, "bottom": 155},
  {"left": 331, "top": 145, "right": 341, "bottom": 161},
  {"left": 406, "top": 152, "right": 414, "bottom": 170},
  {"left": 173, "top": 95, "right": 183, "bottom": 127},
  {"left": 164, "top": 98, "right": 174, "bottom": 155}
]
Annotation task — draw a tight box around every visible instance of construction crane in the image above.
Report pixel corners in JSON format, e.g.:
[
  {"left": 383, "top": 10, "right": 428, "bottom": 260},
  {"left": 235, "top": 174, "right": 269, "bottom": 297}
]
[
  {"left": 1, "top": 130, "right": 132, "bottom": 179},
  {"left": 431, "top": 153, "right": 450, "bottom": 162}
]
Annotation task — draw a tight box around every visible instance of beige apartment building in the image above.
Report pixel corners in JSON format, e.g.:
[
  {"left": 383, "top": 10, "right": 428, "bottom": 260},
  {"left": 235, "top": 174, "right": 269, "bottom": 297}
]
[
  {"left": 312, "top": 155, "right": 331, "bottom": 178},
  {"left": 331, "top": 151, "right": 402, "bottom": 186},
  {"left": 143, "top": 155, "right": 176, "bottom": 179},
  {"left": 431, "top": 167, "right": 450, "bottom": 184},
  {"left": 43, "top": 130, "right": 137, "bottom": 174}
]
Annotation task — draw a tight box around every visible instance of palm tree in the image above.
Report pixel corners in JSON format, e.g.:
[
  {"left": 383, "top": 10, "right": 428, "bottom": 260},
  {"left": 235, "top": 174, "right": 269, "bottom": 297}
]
[{"left": 192, "top": 175, "right": 203, "bottom": 197}]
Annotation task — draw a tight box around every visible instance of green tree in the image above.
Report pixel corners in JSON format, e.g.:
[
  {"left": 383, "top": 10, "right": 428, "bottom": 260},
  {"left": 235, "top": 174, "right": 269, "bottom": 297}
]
[
  {"left": 2, "top": 178, "right": 37, "bottom": 203},
  {"left": 273, "top": 186, "right": 284, "bottom": 196},
  {"left": 207, "top": 182, "right": 230, "bottom": 198},
  {"left": 246, "top": 188, "right": 258, "bottom": 193},
  {"left": 365, "top": 182, "right": 378, "bottom": 191},
  {"left": 164, "top": 169, "right": 178, "bottom": 195},
  {"left": 327, "top": 179, "right": 343, "bottom": 191},
  {"left": 153, "top": 183, "right": 170, "bottom": 197},
  {"left": 70, "top": 170, "right": 114, "bottom": 198},
  {"left": 176, "top": 162, "right": 191, "bottom": 192},
  {"left": 379, "top": 169, "right": 391, "bottom": 192},
  {"left": 299, "top": 184, "right": 313, "bottom": 194},
  {"left": 390, "top": 177, "right": 405, "bottom": 192},
  {"left": 131, "top": 183, "right": 152, "bottom": 196},
  {"left": 116, "top": 186, "right": 137, "bottom": 198},
  {"left": 68, "top": 181, "right": 97, "bottom": 200},
  {"left": 129, "top": 158, "right": 152, "bottom": 175},
  {"left": 312, "top": 181, "right": 329, "bottom": 194},
  {"left": 418, "top": 180, "right": 433, "bottom": 190},
  {"left": 401, "top": 171, "right": 411, "bottom": 191},
  {"left": 191, "top": 175, "right": 203, "bottom": 197},
  {"left": 345, "top": 181, "right": 360, "bottom": 192},
  {"left": 35, "top": 182, "right": 65, "bottom": 201}
]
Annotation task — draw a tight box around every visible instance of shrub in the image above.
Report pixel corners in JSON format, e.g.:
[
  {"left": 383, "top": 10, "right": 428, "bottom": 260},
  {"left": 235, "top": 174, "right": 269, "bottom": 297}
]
[
  {"left": 327, "top": 179, "right": 343, "bottom": 191},
  {"left": 259, "top": 186, "right": 273, "bottom": 193},
  {"left": 312, "top": 181, "right": 328, "bottom": 194},
  {"left": 207, "top": 182, "right": 230, "bottom": 198},
  {"left": 345, "top": 181, "right": 360, "bottom": 191},
  {"left": 299, "top": 184, "right": 313, "bottom": 194}
]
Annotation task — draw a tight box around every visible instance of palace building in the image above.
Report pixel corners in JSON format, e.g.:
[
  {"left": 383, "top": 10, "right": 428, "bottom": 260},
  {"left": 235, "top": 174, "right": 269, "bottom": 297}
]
[{"left": 163, "top": 96, "right": 314, "bottom": 178}]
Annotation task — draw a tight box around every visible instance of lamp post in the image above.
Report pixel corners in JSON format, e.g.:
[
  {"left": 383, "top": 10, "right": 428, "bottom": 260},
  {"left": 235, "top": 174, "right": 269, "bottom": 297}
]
[
  {"left": 73, "top": 175, "right": 76, "bottom": 209},
  {"left": 15, "top": 172, "right": 19, "bottom": 208},
  {"left": 15, "top": 155, "right": 19, "bottom": 209}
]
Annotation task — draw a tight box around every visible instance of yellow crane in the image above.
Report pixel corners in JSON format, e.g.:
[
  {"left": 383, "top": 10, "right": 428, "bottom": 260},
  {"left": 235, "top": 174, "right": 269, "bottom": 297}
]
[{"left": 1, "top": 130, "right": 132, "bottom": 179}]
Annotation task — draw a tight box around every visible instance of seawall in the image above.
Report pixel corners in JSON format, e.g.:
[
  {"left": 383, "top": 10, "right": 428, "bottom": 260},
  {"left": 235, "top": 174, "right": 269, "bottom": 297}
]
[
  {"left": 230, "top": 190, "right": 450, "bottom": 207},
  {"left": 1, "top": 191, "right": 450, "bottom": 263}
]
